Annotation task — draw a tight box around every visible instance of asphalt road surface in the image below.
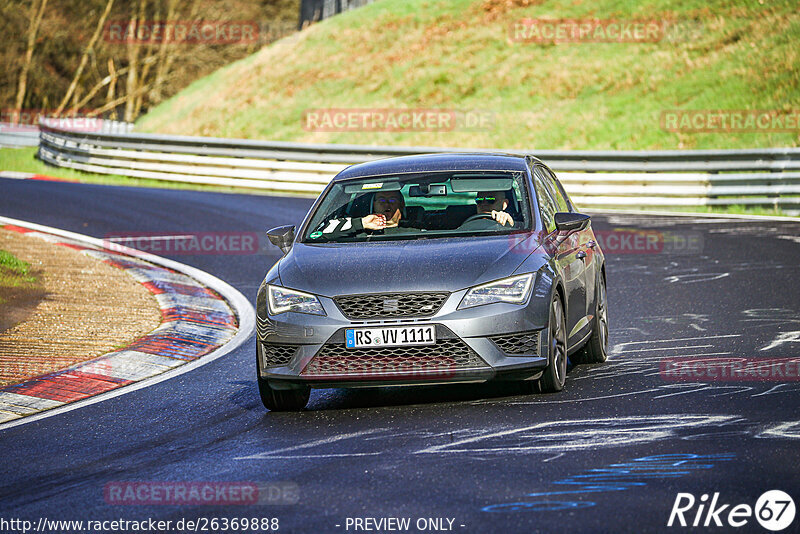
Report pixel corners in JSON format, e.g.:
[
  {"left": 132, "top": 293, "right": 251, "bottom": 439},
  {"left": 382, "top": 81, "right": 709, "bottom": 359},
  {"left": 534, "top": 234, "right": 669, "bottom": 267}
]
[{"left": 1, "top": 178, "right": 799, "bottom": 533}]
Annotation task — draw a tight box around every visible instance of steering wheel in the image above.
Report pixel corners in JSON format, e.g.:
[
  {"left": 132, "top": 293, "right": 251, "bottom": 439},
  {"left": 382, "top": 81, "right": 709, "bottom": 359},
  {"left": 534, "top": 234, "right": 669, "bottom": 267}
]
[{"left": 461, "top": 212, "right": 496, "bottom": 224}]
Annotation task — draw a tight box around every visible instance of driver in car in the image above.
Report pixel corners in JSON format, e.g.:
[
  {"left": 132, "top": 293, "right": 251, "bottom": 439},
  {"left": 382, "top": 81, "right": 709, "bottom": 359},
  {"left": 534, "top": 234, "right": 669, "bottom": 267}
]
[
  {"left": 475, "top": 191, "right": 514, "bottom": 226},
  {"left": 319, "top": 190, "right": 408, "bottom": 237}
]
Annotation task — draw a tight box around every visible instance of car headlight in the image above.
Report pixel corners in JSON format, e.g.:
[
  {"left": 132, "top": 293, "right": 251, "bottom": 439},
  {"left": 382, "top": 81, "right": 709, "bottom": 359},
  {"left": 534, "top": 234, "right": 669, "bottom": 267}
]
[
  {"left": 458, "top": 274, "right": 534, "bottom": 309},
  {"left": 267, "top": 285, "right": 326, "bottom": 316}
]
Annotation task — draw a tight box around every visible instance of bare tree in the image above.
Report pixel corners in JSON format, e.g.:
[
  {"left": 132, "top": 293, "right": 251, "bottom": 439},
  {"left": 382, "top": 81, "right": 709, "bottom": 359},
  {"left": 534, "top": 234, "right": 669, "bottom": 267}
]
[
  {"left": 106, "top": 58, "right": 117, "bottom": 119},
  {"left": 68, "top": 61, "right": 148, "bottom": 116},
  {"left": 14, "top": 0, "right": 48, "bottom": 119},
  {"left": 132, "top": 0, "right": 161, "bottom": 117},
  {"left": 149, "top": 0, "right": 178, "bottom": 103},
  {"left": 124, "top": 0, "right": 147, "bottom": 122},
  {"left": 54, "top": 0, "right": 115, "bottom": 116},
  {"left": 90, "top": 81, "right": 152, "bottom": 117}
]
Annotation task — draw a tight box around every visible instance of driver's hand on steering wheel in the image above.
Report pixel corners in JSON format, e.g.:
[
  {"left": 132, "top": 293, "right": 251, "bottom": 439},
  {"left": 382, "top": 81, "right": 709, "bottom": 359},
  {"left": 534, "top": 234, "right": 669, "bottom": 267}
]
[{"left": 491, "top": 210, "right": 513, "bottom": 226}]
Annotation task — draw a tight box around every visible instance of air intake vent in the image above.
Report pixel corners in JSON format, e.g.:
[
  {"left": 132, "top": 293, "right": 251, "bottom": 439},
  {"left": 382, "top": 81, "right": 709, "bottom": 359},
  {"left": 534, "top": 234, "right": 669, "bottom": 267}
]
[{"left": 334, "top": 292, "right": 449, "bottom": 319}]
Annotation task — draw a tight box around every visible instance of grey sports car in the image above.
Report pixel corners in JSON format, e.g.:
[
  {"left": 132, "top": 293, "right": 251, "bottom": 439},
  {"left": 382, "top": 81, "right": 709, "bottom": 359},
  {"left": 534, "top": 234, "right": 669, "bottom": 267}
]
[{"left": 256, "top": 153, "right": 608, "bottom": 410}]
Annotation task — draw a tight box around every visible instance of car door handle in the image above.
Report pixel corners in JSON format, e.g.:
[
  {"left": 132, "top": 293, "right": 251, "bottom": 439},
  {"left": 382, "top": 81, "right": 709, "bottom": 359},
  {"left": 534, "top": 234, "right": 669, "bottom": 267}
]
[{"left": 576, "top": 250, "right": 587, "bottom": 260}]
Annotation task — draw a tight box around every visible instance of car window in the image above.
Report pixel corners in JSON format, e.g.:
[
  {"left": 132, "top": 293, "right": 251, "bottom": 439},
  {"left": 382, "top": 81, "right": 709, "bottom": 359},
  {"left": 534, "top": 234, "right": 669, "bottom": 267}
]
[
  {"left": 532, "top": 168, "right": 557, "bottom": 233},
  {"left": 301, "top": 171, "right": 532, "bottom": 243},
  {"left": 543, "top": 167, "right": 572, "bottom": 212},
  {"left": 536, "top": 166, "right": 570, "bottom": 213}
]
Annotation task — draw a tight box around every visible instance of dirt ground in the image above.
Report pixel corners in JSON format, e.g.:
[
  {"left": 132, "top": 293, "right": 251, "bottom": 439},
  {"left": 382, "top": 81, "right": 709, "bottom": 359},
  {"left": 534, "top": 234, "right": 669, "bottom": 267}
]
[{"left": 0, "top": 229, "right": 161, "bottom": 387}]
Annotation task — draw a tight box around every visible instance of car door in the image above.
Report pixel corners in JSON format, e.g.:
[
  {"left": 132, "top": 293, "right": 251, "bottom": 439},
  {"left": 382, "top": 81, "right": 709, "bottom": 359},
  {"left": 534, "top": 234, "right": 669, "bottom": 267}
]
[
  {"left": 532, "top": 165, "right": 585, "bottom": 348},
  {"left": 544, "top": 166, "right": 598, "bottom": 335}
]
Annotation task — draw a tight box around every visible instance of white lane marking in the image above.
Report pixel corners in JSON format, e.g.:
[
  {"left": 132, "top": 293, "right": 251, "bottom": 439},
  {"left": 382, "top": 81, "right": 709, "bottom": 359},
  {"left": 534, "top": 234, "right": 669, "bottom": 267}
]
[
  {"left": 756, "top": 421, "right": 800, "bottom": 439},
  {"left": 0, "top": 215, "right": 255, "bottom": 432},
  {"left": 414, "top": 415, "right": 737, "bottom": 455},
  {"left": 248, "top": 453, "right": 382, "bottom": 459},
  {"left": 653, "top": 384, "right": 715, "bottom": 399},
  {"left": 613, "top": 334, "right": 740, "bottom": 347},
  {"left": 656, "top": 351, "right": 733, "bottom": 358},
  {"left": 751, "top": 384, "right": 800, "bottom": 397},
  {"left": 760, "top": 331, "right": 800, "bottom": 351},
  {"left": 0, "top": 171, "right": 36, "bottom": 179},
  {"left": 489, "top": 388, "right": 662, "bottom": 405},
  {"left": 664, "top": 272, "right": 730, "bottom": 284},
  {"left": 614, "top": 344, "right": 714, "bottom": 353},
  {"left": 707, "top": 386, "right": 754, "bottom": 397},
  {"left": 234, "top": 429, "right": 386, "bottom": 460}
]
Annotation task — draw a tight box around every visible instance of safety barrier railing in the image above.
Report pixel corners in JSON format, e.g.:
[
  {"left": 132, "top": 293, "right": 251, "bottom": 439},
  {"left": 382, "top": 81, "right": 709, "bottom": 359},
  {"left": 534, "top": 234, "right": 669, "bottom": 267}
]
[{"left": 36, "top": 122, "right": 800, "bottom": 208}]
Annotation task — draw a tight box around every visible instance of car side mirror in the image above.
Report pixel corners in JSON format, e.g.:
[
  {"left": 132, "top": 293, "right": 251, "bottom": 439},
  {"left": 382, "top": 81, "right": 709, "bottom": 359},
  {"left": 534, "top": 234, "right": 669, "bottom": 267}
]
[
  {"left": 554, "top": 212, "right": 590, "bottom": 233},
  {"left": 267, "top": 225, "right": 295, "bottom": 255}
]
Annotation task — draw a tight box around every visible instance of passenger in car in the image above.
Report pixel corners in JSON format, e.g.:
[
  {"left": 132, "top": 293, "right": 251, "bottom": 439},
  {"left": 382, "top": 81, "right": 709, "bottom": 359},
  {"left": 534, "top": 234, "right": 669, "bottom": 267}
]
[{"left": 320, "top": 190, "right": 410, "bottom": 237}]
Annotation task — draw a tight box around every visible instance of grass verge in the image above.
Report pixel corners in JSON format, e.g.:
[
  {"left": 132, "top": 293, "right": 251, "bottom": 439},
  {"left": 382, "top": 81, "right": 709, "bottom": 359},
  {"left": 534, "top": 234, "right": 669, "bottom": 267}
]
[
  {"left": 0, "top": 250, "right": 37, "bottom": 287},
  {"left": 0, "top": 249, "right": 40, "bottom": 307},
  {"left": 137, "top": 0, "right": 800, "bottom": 151}
]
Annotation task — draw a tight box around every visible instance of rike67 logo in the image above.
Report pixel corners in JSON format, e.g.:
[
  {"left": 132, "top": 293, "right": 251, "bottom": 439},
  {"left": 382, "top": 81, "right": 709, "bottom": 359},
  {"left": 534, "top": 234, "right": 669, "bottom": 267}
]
[{"left": 668, "top": 490, "right": 795, "bottom": 531}]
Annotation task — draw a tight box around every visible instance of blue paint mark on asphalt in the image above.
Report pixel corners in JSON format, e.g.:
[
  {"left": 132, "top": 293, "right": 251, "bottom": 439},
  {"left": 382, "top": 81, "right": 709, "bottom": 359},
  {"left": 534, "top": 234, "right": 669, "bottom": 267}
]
[{"left": 482, "top": 453, "right": 735, "bottom": 513}]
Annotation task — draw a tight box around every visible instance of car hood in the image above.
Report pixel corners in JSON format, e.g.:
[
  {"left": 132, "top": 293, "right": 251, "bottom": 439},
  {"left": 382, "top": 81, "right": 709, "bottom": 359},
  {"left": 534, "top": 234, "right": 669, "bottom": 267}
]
[{"left": 277, "top": 233, "right": 542, "bottom": 296}]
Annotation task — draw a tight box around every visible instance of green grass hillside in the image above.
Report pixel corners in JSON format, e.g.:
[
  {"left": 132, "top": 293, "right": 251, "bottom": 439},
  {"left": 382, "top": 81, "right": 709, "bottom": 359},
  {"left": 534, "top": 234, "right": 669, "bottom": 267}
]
[{"left": 136, "top": 0, "right": 800, "bottom": 150}]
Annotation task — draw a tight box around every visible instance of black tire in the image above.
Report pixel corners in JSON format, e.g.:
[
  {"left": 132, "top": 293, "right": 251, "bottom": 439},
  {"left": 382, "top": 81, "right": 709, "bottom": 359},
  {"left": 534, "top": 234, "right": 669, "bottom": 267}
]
[
  {"left": 258, "top": 376, "right": 310, "bottom": 411},
  {"left": 539, "top": 293, "right": 567, "bottom": 393},
  {"left": 576, "top": 274, "right": 609, "bottom": 364},
  {"left": 256, "top": 344, "right": 310, "bottom": 411}
]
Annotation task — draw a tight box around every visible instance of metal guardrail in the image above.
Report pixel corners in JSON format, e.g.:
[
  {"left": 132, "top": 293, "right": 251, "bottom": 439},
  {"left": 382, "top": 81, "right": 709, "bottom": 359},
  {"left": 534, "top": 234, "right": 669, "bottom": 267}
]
[
  {"left": 35, "top": 122, "right": 800, "bottom": 208},
  {"left": 1, "top": 119, "right": 132, "bottom": 148},
  {"left": 0, "top": 124, "right": 40, "bottom": 147}
]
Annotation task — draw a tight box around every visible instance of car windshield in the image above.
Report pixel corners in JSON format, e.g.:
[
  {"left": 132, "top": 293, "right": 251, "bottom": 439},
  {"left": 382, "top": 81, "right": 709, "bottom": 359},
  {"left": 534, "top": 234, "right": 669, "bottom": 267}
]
[{"left": 302, "top": 171, "right": 532, "bottom": 243}]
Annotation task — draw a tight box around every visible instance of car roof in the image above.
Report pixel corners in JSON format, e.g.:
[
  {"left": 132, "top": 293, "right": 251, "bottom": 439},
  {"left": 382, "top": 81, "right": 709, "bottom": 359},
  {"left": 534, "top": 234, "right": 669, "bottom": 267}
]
[{"left": 333, "top": 152, "right": 544, "bottom": 181}]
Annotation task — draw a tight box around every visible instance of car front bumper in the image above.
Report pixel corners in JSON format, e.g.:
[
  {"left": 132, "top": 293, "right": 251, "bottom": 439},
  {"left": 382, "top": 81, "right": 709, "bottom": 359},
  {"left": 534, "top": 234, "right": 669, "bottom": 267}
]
[{"left": 257, "top": 286, "right": 550, "bottom": 390}]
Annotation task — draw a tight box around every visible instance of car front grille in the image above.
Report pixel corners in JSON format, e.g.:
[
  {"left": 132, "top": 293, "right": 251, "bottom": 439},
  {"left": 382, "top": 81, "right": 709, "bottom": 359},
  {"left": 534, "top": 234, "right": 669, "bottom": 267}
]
[
  {"left": 334, "top": 292, "right": 449, "bottom": 320},
  {"left": 301, "top": 336, "right": 487, "bottom": 378},
  {"left": 260, "top": 343, "right": 299, "bottom": 367},
  {"left": 490, "top": 331, "right": 541, "bottom": 355}
]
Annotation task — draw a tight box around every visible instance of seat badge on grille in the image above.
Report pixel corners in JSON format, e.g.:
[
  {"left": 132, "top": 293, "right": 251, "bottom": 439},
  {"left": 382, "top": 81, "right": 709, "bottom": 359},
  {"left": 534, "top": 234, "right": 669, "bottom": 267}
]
[{"left": 383, "top": 298, "right": 399, "bottom": 313}]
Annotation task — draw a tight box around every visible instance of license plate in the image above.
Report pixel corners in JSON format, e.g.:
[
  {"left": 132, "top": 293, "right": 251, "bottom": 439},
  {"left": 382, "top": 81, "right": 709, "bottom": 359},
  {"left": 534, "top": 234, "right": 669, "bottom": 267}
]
[{"left": 345, "top": 325, "right": 436, "bottom": 349}]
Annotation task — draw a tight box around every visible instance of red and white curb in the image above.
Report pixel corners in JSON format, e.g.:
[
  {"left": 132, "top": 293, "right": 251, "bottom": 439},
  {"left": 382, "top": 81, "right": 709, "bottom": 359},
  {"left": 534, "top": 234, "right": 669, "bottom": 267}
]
[{"left": 0, "top": 216, "right": 254, "bottom": 430}]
